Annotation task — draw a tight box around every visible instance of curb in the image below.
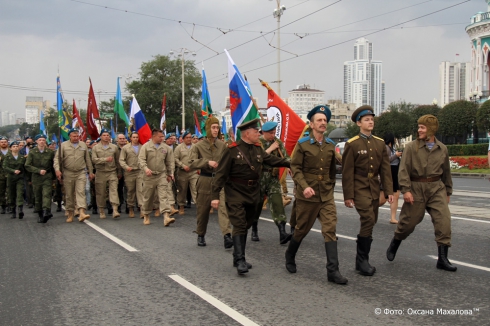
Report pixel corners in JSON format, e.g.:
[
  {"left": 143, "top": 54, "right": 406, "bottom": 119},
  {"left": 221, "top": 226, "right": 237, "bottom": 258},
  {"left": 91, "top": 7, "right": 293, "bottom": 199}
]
[{"left": 451, "top": 173, "right": 490, "bottom": 178}]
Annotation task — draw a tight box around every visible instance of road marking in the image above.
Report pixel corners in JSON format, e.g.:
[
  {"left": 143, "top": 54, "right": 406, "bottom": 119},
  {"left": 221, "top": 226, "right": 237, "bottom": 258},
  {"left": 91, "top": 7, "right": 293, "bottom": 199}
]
[
  {"left": 258, "top": 217, "right": 357, "bottom": 240},
  {"left": 427, "top": 256, "right": 490, "bottom": 272},
  {"left": 84, "top": 220, "right": 138, "bottom": 252},
  {"left": 169, "top": 274, "right": 260, "bottom": 326}
]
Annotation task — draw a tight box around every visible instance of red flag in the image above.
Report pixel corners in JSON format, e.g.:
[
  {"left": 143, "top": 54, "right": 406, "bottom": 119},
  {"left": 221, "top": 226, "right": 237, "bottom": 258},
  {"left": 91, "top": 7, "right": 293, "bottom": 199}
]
[
  {"left": 193, "top": 111, "right": 202, "bottom": 133},
  {"left": 86, "top": 77, "right": 100, "bottom": 140},
  {"left": 72, "top": 99, "right": 87, "bottom": 141},
  {"left": 160, "top": 93, "right": 167, "bottom": 134}
]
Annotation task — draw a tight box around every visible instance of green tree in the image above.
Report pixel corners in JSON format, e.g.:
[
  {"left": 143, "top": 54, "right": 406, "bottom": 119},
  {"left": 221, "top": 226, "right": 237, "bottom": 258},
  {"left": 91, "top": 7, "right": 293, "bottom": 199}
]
[
  {"left": 373, "top": 109, "right": 412, "bottom": 140},
  {"left": 18, "top": 122, "right": 40, "bottom": 139},
  {"left": 476, "top": 99, "right": 490, "bottom": 134},
  {"left": 126, "top": 55, "right": 201, "bottom": 131},
  {"left": 438, "top": 100, "right": 478, "bottom": 144},
  {"left": 344, "top": 121, "right": 360, "bottom": 138}
]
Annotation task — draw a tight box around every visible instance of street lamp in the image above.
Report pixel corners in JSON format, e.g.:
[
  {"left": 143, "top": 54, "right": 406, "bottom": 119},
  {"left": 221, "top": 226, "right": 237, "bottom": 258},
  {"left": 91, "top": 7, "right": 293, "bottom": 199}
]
[
  {"left": 270, "top": 0, "right": 286, "bottom": 97},
  {"left": 432, "top": 98, "right": 438, "bottom": 106},
  {"left": 469, "top": 90, "right": 483, "bottom": 104},
  {"left": 170, "top": 48, "right": 196, "bottom": 130}
]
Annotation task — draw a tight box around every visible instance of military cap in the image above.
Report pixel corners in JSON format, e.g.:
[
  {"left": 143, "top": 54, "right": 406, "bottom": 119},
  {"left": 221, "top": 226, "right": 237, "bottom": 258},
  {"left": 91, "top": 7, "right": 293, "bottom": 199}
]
[
  {"left": 237, "top": 118, "right": 260, "bottom": 131},
  {"left": 99, "top": 128, "right": 110, "bottom": 135},
  {"left": 417, "top": 114, "right": 439, "bottom": 139},
  {"left": 165, "top": 132, "right": 175, "bottom": 140},
  {"left": 182, "top": 130, "right": 191, "bottom": 138},
  {"left": 24, "top": 136, "right": 33, "bottom": 141},
  {"left": 9, "top": 140, "right": 19, "bottom": 147},
  {"left": 307, "top": 105, "right": 331, "bottom": 122},
  {"left": 35, "top": 134, "right": 47, "bottom": 141},
  {"left": 351, "top": 105, "right": 375, "bottom": 122},
  {"left": 68, "top": 128, "right": 79, "bottom": 135},
  {"left": 0, "top": 136, "right": 8, "bottom": 141},
  {"left": 261, "top": 121, "right": 278, "bottom": 132}
]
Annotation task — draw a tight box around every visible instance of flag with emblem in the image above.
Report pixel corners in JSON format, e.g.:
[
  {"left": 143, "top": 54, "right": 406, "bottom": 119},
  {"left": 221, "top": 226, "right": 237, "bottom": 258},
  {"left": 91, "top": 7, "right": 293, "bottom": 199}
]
[
  {"left": 56, "top": 75, "right": 72, "bottom": 141},
  {"left": 129, "top": 95, "right": 151, "bottom": 144},
  {"left": 114, "top": 77, "right": 129, "bottom": 128}
]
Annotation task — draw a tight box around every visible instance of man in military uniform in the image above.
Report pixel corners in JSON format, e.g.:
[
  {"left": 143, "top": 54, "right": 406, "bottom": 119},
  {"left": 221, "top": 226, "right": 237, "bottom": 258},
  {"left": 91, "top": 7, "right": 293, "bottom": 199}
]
[
  {"left": 87, "top": 140, "right": 97, "bottom": 214},
  {"left": 20, "top": 136, "right": 34, "bottom": 208},
  {"left": 284, "top": 106, "right": 347, "bottom": 284},
  {"left": 91, "top": 129, "right": 122, "bottom": 219},
  {"left": 49, "top": 140, "right": 63, "bottom": 212},
  {"left": 163, "top": 133, "right": 179, "bottom": 216},
  {"left": 54, "top": 128, "right": 94, "bottom": 223},
  {"left": 252, "top": 121, "right": 292, "bottom": 244},
  {"left": 0, "top": 136, "right": 9, "bottom": 214},
  {"left": 119, "top": 132, "right": 143, "bottom": 218},
  {"left": 386, "top": 114, "right": 457, "bottom": 271},
  {"left": 3, "top": 141, "right": 26, "bottom": 219},
  {"left": 25, "top": 134, "right": 55, "bottom": 223},
  {"left": 189, "top": 117, "right": 233, "bottom": 249},
  {"left": 342, "top": 105, "right": 393, "bottom": 276},
  {"left": 116, "top": 133, "right": 128, "bottom": 213},
  {"left": 138, "top": 129, "right": 175, "bottom": 226},
  {"left": 211, "top": 118, "right": 290, "bottom": 275},
  {"left": 174, "top": 130, "right": 198, "bottom": 215}
]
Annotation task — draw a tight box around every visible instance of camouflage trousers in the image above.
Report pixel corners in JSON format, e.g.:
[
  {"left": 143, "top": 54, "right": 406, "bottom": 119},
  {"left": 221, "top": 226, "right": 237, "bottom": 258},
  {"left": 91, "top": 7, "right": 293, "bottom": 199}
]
[
  {"left": 255, "top": 172, "right": 287, "bottom": 223},
  {"left": 0, "top": 175, "right": 7, "bottom": 206},
  {"left": 7, "top": 174, "right": 24, "bottom": 207},
  {"left": 32, "top": 173, "right": 54, "bottom": 211}
]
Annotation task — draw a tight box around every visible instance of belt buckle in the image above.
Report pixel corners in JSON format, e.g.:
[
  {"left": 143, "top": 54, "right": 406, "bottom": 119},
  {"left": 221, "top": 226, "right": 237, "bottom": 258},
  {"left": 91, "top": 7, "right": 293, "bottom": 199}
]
[
  {"left": 368, "top": 172, "right": 374, "bottom": 178},
  {"left": 211, "top": 172, "right": 216, "bottom": 177},
  {"left": 318, "top": 175, "right": 323, "bottom": 181},
  {"left": 247, "top": 180, "right": 254, "bottom": 186}
]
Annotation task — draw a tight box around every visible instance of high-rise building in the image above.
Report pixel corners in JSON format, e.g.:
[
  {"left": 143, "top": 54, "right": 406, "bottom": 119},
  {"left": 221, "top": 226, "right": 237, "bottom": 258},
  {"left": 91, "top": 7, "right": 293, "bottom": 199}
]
[
  {"left": 1, "top": 111, "right": 9, "bottom": 127},
  {"left": 24, "top": 96, "right": 50, "bottom": 125},
  {"left": 287, "top": 84, "right": 325, "bottom": 111},
  {"left": 439, "top": 61, "right": 471, "bottom": 107},
  {"left": 8, "top": 113, "right": 16, "bottom": 126},
  {"left": 343, "top": 38, "right": 386, "bottom": 115}
]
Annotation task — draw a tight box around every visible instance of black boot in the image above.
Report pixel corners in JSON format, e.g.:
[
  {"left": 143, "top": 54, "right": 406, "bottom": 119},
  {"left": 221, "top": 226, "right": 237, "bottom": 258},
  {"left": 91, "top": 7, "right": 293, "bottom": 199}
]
[
  {"left": 107, "top": 201, "right": 113, "bottom": 214},
  {"left": 10, "top": 206, "right": 16, "bottom": 219},
  {"left": 325, "top": 241, "right": 348, "bottom": 284},
  {"left": 290, "top": 225, "right": 295, "bottom": 235},
  {"left": 37, "top": 211, "right": 44, "bottom": 223},
  {"left": 436, "top": 245, "right": 457, "bottom": 272},
  {"left": 125, "top": 204, "right": 129, "bottom": 214},
  {"left": 56, "top": 201, "right": 62, "bottom": 212},
  {"left": 43, "top": 209, "right": 53, "bottom": 223},
  {"left": 224, "top": 233, "right": 233, "bottom": 249},
  {"left": 197, "top": 235, "right": 206, "bottom": 247},
  {"left": 18, "top": 206, "right": 24, "bottom": 219},
  {"left": 386, "top": 238, "right": 402, "bottom": 261},
  {"left": 92, "top": 206, "right": 98, "bottom": 214},
  {"left": 1, "top": 205, "right": 5, "bottom": 214},
  {"left": 277, "top": 221, "right": 292, "bottom": 244},
  {"left": 356, "top": 235, "right": 376, "bottom": 276},
  {"left": 251, "top": 221, "right": 259, "bottom": 241},
  {"left": 232, "top": 234, "right": 249, "bottom": 274},
  {"left": 285, "top": 238, "right": 301, "bottom": 273}
]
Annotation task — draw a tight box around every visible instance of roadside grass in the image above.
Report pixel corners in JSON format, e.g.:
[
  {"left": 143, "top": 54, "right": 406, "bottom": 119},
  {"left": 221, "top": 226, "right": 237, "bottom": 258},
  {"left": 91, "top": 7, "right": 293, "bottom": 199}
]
[{"left": 451, "top": 168, "right": 489, "bottom": 174}]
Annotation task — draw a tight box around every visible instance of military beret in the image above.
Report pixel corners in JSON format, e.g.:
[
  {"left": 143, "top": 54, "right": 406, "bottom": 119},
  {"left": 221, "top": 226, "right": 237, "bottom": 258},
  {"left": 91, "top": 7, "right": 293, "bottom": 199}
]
[
  {"left": 100, "top": 128, "right": 110, "bottom": 135},
  {"left": 0, "top": 136, "right": 8, "bottom": 141},
  {"left": 9, "top": 141, "right": 19, "bottom": 147},
  {"left": 261, "top": 121, "right": 278, "bottom": 132},
  {"left": 192, "top": 134, "right": 197, "bottom": 138},
  {"left": 96, "top": 137, "right": 101, "bottom": 143},
  {"left": 35, "top": 134, "right": 47, "bottom": 141},
  {"left": 165, "top": 133, "right": 175, "bottom": 140},
  {"left": 68, "top": 128, "right": 79, "bottom": 135},
  {"left": 237, "top": 118, "right": 260, "bottom": 131},
  {"left": 198, "top": 134, "right": 204, "bottom": 139},
  {"left": 89, "top": 140, "right": 96, "bottom": 146},
  {"left": 307, "top": 105, "right": 331, "bottom": 122},
  {"left": 24, "top": 136, "right": 33, "bottom": 141},
  {"left": 351, "top": 105, "right": 375, "bottom": 122},
  {"left": 182, "top": 130, "right": 191, "bottom": 138}
]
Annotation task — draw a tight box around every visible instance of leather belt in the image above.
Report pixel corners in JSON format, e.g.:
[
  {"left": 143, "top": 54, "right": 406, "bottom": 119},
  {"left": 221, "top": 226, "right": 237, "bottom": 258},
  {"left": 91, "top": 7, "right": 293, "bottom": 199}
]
[
  {"left": 410, "top": 176, "right": 441, "bottom": 182},
  {"left": 355, "top": 171, "right": 378, "bottom": 179},
  {"left": 229, "top": 177, "right": 258, "bottom": 186},
  {"left": 200, "top": 172, "right": 215, "bottom": 177},
  {"left": 303, "top": 172, "right": 330, "bottom": 181}
]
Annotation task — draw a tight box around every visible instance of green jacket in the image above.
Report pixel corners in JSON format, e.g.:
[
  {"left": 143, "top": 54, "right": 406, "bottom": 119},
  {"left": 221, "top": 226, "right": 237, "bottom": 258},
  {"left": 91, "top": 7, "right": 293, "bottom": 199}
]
[
  {"left": 25, "top": 147, "right": 55, "bottom": 176},
  {"left": 2, "top": 152, "right": 26, "bottom": 178}
]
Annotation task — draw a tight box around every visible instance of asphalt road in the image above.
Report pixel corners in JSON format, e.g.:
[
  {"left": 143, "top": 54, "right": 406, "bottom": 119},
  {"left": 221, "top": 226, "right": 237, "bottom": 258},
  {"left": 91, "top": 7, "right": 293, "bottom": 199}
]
[{"left": 1, "top": 177, "right": 488, "bottom": 325}]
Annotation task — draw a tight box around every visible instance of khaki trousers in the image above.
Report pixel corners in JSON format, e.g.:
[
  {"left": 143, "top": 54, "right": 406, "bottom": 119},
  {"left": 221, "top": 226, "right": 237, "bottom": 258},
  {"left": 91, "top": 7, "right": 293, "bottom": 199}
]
[
  {"left": 293, "top": 197, "right": 337, "bottom": 243},
  {"left": 142, "top": 173, "right": 170, "bottom": 215},
  {"left": 124, "top": 170, "right": 143, "bottom": 208},
  {"left": 167, "top": 180, "right": 175, "bottom": 206},
  {"left": 95, "top": 170, "right": 119, "bottom": 208},
  {"left": 176, "top": 170, "right": 198, "bottom": 206},
  {"left": 63, "top": 170, "right": 88, "bottom": 211},
  {"left": 196, "top": 188, "right": 231, "bottom": 236}
]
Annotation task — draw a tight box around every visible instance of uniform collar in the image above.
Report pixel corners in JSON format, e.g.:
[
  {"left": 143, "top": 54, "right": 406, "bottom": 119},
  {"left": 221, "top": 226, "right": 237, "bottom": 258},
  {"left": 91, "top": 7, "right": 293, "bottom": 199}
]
[{"left": 359, "top": 132, "right": 372, "bottom": 139}]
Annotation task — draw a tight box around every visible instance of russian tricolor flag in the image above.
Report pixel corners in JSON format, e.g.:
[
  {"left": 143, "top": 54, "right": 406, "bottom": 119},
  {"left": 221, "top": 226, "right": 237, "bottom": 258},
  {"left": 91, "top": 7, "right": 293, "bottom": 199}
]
[{"left": 130, "top": 95, "right": 152, "bottom": 144}]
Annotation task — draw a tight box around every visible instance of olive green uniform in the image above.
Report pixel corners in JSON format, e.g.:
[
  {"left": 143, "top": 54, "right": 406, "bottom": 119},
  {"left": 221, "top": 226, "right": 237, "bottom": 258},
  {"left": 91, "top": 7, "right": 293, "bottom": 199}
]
[
  {"left": 394, "top": 138, "right": 453, "bottom": 245},
  {"left": 25, "top": 147, "right": 55, "bottom": 211},
  {"left": 3, "top": 153, "right": 26, "bottom": 207},
  {"left": 91, "top": 143, "right": 121, "bottom": 209},
  {"left": 189, "top": 139, "right": 231, "bottom": 236},
  {"left": 212, "top": 140, "right": 290, "bottom": 236},
  {"left": 342, "top": 133, "right": 393, "bottom": 237},
  {"left": 174, "top": 142, "right": 198, "bottom": 207},
  {"left": 119, "top": 143, "right": 143, "bottom": 209},
  {"left": 0, "top": 149, "right": 9, "bottom": 208}
]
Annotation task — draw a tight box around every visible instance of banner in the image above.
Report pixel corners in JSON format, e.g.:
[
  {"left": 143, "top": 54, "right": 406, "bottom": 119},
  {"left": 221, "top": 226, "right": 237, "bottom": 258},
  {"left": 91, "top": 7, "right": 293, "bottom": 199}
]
[{"left": 86, "top": 78, "right": 100, "bottom": 140}]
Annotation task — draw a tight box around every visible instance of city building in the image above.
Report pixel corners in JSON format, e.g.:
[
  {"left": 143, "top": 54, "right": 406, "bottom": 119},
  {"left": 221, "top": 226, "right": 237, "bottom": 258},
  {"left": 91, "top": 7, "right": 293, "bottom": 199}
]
[
  {"left": 1, "top": 111, "right": 9, "bottom": 127},
  {"left": 439, "top": 61, "right": 471, "bottom": 107},
  {"left": 286, "top": 84, "right": 325, "bottom": 111},
  {"left": 8, "top": 113, "right": 16, "bottom": 126},
  {"left": 466, "top": 0, "right": 490, "bottom": 102},
  {"left": 343, "top": 38, "right": 386, "bottom": 115},
  {"left": 25, "top": 96, "right": 50, "bottom": 125},
  {"left": 16, "top": 118, "right": 25, "bottom": 125}
]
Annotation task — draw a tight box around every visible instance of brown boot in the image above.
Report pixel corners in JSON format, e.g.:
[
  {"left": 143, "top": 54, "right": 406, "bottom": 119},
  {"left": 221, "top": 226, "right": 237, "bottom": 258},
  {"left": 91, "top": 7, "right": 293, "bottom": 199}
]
[
  {"left": 140, "top": 210, "right": 144, "bottom": 219},
  {"left": 100, "top": 210, "right": 106, "bottom": 219},
  {"left": 179, "top": 205, "right": 185, "bottom": 215},
  {"left": 74, "top": 208, "right": 80, "bottom": 217},
  {"left": 66, "top": 210, "right": 74, "bottom": 223},
  {"left": 129, "top": 207, "right": 135, "bottom": 218},
  {"left": 164, "top": 212, "right": 175, "bottom": 227},
  {"left": 283, "top": 195, "right": 292, "bottom": 207},
  {"left": 143, "top": 214, "right": 150, "bottom": 225},
  {"left": 113, "top": 205, "right": 120, "bottom": 218},
  {"left": 170, "top": 205, "right": 178, "bottom": 216},
  {"left": 154, "top": 209, "right": 160, "bottom": 217},
  {"left": 78, "top": 208, "right": 90, "bottom": 222}
]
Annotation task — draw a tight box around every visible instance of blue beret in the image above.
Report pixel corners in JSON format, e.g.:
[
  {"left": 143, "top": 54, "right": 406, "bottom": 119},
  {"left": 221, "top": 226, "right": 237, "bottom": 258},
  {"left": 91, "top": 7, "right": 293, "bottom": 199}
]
[
  {"left": 24, "top": 136, "right": 32, "bottom": 141},
  {"left": 68, "top": 128, "right": 79, "bottom": 135},
  {"left": 261, "top": 121, "right": 278, "bottom": 132},
  {"left": 96, "top": 138, "right": 101, "bottom": 143},
  {"left": 0, "top": 136, "right": 8, "bottom": 141},
  {"left": 89, "top": 140, "right": 96, "bottom": 146},
  {"left": 307, "top": 105, "right": 331, "bottom": 122},
  {"left": 182, "top": 130, "right": 191, "bottom": 138},
  {"left": 165, "top": 133, "right": 175, "bottom": 140},
  {"left": 35, "top": 134, "right": 47, "bottom": 141},
  {"left": 9, "top": 141, "right": 19, "bottom": 147},
  {"left": 100, "top": 128, "right": 110, "bottom": 135},
  {"left": 198, "top": 134, "right": 204, "bottom": 139},
  {"left": 192, "top": 134, "right": 197, "bottom": 138}
]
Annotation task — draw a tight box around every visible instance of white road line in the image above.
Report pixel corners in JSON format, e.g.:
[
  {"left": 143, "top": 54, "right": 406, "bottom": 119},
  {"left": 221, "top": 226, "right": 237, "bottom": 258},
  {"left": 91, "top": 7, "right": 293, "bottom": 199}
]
[
  {"left": 427, "top": 256, "right": 490, "bottom": 272},
  {"left": 84, "top": 220, "right": 138, "bottom": 252},
  {"left": 169, "top": 274, "right": 260, "bottom": 326},
  {"left": 258, "top": 217, "right": 357, "bottom": 240}
]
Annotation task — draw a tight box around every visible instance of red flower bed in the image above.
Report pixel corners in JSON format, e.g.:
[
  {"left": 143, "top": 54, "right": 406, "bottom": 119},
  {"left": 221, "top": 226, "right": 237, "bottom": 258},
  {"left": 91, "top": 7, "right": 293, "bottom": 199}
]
[{"left": 450, "top": 157, "right": 489, "bottom": 170}]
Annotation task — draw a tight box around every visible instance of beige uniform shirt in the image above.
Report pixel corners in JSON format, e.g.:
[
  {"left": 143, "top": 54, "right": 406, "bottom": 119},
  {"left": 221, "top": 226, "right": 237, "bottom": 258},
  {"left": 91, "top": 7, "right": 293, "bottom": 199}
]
[
  {"left": 174, "top": 143, "right": 194, "bottom": 171},
  {"left": 119, "top": 143, "right": 141, "bottom": 171},
  {"left": 54, "top": 141, "right": 93, "bottom": 173},
  {"left": 91, "top": 143, "right": 121, "bottom": 174},
  {"left": 138, "top": 141, "right": 174, "bottom": 176}
]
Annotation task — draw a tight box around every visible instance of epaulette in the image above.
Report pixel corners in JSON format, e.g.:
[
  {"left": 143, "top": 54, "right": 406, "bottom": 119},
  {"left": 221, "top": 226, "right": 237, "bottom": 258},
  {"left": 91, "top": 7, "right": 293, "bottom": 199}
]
[
  {"left": 325, "top": 137, "right": 336, "bottom": 145},
  {"left": 373, "top": 135, "right": 384, "bottom": 141},
  {"left": 228, "top": 142, "right": 238, "bottom": 148},
  {"left": 298, "top": 136, "right": 309, "bottom": 144},
  {"left": 347, "top": 135, "right": 360, "bottom": 143}
]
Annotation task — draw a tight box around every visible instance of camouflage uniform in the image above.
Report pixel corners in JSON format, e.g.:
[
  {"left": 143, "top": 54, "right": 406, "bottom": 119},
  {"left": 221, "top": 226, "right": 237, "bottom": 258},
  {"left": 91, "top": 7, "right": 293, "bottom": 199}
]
[
  {"left": 3, "top": 152, "right": 26, "bottom": 207},
  {"left": 25, "top": 147, "right": 55, "bottom": 213},
  {"left": 0, "top": 148, "right": 9, "bottom": 211}
]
